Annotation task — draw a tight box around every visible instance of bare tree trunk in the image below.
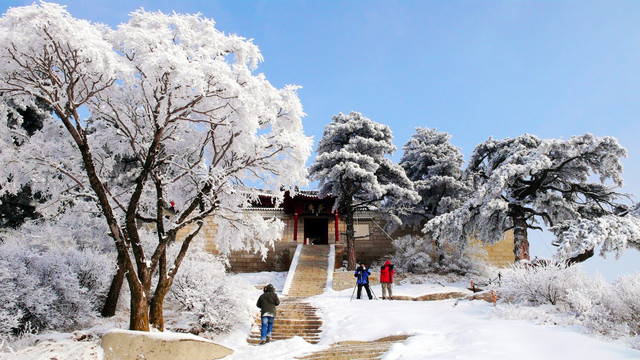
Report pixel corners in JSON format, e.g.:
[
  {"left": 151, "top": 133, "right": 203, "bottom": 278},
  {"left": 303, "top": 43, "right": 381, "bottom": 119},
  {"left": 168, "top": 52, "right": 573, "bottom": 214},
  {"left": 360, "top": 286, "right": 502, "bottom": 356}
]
[
  {"left": 128, "top": 278, "right": 150, "bottom": 331},
  {"left": 149, "top": 295, "right": 166, "bottom": 331},
  {"left": 434, "top": 238, "right": 444, "bottom": 265},
  {"left": 512, "top": 214, "right": 530, "bottom": 262},
  {"left": 101, "top": 253, "right": 125, "bottom": 317},
  {"left": 345, "top": 210, "right": 357, "bottom": 270},
  {"left": 149, "top": 219, "right": 203, "bottom": 330},
  {"left": 149, "top": 248, "right": 168, "bottom": 331}
]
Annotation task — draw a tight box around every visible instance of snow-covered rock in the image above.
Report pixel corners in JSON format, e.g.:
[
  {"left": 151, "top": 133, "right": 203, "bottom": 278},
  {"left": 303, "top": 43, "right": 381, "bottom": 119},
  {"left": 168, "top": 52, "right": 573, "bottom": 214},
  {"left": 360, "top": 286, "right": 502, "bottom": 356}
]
[{"left": 101, "top": 329, "right": 233, "bottom": 360}]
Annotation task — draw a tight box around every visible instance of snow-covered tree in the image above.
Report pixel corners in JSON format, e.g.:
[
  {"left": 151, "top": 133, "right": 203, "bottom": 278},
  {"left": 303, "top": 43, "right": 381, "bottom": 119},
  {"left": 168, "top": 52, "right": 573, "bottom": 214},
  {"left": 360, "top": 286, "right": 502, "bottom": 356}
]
[
  {"left": 0, "top": 3, "right": 311, "bottom": 331},
  {"left": 425, "top": 133, "right": 640, "bottom": 263},
  {"left": 400, "top": 127, "right": 468, "bottom": 227},
  {"left": 396, "top": 127, "right": 470, "bottom": 268},
  {"left": 0, "top": 97, "right": 50, "bottom": 229},
  {"left": 309, "top": 111, "right": 418, "bottom": 270}
]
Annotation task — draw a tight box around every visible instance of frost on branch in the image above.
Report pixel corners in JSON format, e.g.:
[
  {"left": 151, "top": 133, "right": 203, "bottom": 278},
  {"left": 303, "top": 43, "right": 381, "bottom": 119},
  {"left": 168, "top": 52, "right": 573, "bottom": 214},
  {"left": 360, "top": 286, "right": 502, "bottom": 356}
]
[
  {"left": 424, "top": 133, "right": 634, "bottom": 263},
  {"left": 0, "top": 2, "right": 311, "bottom": 331},
  {"left": 0, "top": 212, "right": 114, "bottom": 336},
  {"left": 498, "top": 263, "right": 640, "bottom": 344},
  {"left": 390, "top": 234, "right": 487, "bottom": 276},
  {"left": 551, "top": 213, "right": 640, "bottom": 261}
]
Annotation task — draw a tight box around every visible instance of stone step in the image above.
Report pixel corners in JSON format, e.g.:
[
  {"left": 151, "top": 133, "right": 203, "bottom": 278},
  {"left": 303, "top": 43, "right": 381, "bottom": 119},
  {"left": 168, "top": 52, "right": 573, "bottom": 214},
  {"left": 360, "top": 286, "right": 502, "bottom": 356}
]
[
  {"left": 248, "top": 300, "right": 322, "bottom": 345},
  {"left": 249, "top": 330, "right": 322, "bottom": 337},
  {"left": 295, "top": 335, "right": 411, "bottom": 360},
  {"left": 248, "top": 335, "right": 322, "bottom": 342},
  {"left": 287, "top": 245, "right": 330, "bottom": 297},
  {"left": 255, "top": 307, "right": 319, "bottom": 312},
  {"left": 252, "top": 322, "right": 322, "bottom": 328},
  {"left": 260, "top": 320, "right": 322, "bottom": 326},
  {"left": 247, "top": 332, "right": 322, "bottom": 339},
  {"left": 288, "top": 289, "right": 325, "bottom": 293},
  {"left": 251, "top": 328, "right": 322, "bottom": 334},
  {"left": 253, "top": 314, "right": 321, "bottom": 319},
  {"left": 249, "top": 326, "right": 322, "bottom": 332},
  {"left": 249, "top": 333, "right": 322, "bottom": 340},
  {"left": 248, "top": 337, "right": 320, "bottom": 345}
]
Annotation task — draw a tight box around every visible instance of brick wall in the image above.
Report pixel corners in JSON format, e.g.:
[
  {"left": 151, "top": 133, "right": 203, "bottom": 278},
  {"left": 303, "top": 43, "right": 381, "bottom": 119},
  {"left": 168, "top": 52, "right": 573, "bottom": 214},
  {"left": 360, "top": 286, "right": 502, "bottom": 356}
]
[{"left": 470, "top": 230, "right": 515, "bottom": 268}]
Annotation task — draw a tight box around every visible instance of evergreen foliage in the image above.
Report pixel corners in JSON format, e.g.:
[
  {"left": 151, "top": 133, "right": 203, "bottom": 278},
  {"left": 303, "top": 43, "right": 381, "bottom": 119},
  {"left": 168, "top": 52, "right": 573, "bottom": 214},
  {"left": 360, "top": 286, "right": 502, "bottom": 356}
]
[
  {"left": 399, "top": 127, "right": 469, "bottom": 228},
  {"left": 309, "top": 111, "right": 418, "bottom": 269},
  {"left": 424, "top": 133, "right": 640, "bottom": 263}
]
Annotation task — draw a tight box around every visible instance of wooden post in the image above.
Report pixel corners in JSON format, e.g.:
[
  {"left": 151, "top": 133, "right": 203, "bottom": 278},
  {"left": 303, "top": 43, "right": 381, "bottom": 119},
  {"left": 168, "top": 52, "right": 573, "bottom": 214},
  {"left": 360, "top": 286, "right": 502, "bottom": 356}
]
[
  {"left": 294, "top": 213, "right": 299, "bottom": 243},
  {"left": 335, "top": 210, "right": 339, "bottom": 243}
]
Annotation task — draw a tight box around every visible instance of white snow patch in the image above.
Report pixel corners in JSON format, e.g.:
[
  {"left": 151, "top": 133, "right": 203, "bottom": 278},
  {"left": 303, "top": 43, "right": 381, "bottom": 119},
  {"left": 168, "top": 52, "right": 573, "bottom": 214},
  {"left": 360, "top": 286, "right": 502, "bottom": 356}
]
[{"left": 282, "top": 244, "right": 302, "bottom": 295}]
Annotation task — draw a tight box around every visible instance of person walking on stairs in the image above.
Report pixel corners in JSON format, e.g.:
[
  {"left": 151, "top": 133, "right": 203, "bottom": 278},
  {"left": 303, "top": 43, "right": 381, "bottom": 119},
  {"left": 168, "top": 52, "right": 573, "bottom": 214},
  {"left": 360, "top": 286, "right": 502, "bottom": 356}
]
[
  {"left": 380, "top": 260, "right": 394, "bottom": 300},
  {"left": 256, "top": 284, "right": 280, "bottom": 344},
  {"left": 354, "top": 263, "right": 373, "bottom": 300}
]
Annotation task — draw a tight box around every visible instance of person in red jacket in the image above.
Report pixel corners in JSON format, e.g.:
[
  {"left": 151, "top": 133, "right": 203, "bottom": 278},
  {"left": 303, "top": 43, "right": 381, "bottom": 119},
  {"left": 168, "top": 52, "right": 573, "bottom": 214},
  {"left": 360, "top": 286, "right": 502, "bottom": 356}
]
[{"left": 380, "top": 260, "right": 394, "bottom": 300}]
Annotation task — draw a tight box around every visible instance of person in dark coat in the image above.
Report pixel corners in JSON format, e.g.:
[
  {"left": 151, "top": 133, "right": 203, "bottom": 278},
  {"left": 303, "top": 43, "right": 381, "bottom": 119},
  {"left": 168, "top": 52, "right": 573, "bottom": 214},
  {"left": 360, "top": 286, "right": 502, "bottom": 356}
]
[
  {"left": 354, "top": 263, "right": 373, "bottom": 300},
  {"left": 380, "top": 260, "right": 394, "bottom": 300},
  {"left": 256, "top": 284, "right": 280, "bottom": 344}
]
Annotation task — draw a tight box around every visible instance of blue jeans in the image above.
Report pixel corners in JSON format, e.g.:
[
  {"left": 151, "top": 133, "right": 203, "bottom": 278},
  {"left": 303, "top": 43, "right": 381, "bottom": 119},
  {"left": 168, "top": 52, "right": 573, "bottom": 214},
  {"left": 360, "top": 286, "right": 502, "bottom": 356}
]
[{"left": 261, "top": 316, "right": 274, "bottom": 340}]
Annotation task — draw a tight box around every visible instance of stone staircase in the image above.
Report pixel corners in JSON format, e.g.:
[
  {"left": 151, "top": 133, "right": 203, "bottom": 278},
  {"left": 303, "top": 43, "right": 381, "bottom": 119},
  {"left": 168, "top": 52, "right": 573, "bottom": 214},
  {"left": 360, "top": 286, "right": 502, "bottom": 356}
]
[
  {"left": 247, "top": 298, "right": 322, "bottom": 344},
  {"left": 246, "top": 245, "right": 412, "bottom": 355},
  {"left": 295, "top": 335, "right": 411, "bottom": 360},
  {"left": 248, "top": 245, "right": 330, "bottom": 345},
  {"left": 287, "top": 245, "right": 330, "bottom": 297}
]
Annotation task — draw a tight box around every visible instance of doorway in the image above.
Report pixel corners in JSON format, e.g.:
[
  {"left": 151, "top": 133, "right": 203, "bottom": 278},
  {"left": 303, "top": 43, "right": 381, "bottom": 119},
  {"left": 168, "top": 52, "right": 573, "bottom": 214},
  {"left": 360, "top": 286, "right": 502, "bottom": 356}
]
[{"left": 304, "top": 217, "right": 328, "bottom": 245}]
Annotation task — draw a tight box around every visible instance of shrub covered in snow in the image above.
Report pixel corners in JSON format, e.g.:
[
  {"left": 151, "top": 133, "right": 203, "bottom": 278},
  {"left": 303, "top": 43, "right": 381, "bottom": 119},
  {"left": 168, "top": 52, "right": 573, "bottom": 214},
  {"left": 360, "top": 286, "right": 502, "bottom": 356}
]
[
  {"left": 390, "top": 234, "right": 487, "bottom": 276},
  {"left": 0, "top": 242, "right": 114, "bottom": 336},
  {"left": 165, "top": 243, "right": 256, "bottom": 334},
  {"left": 499, "top": 261, "right": 584, "bottom": 306},
  {"left": 0, "top": 212, "right": 114, "bottom": 338},
  {"left": 498, "top": 262, "right": 640, "bottom": 346}
]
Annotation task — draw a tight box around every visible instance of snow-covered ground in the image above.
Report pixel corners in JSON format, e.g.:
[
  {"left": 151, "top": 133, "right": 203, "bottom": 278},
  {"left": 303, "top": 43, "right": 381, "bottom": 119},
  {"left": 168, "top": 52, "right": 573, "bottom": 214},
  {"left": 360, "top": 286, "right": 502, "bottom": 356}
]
[
  {"left": 3, "top": 273, "right": 639, "bottom": 360},
  {"left": 214, "top": 274, "right": 639, "bottom": 360}
]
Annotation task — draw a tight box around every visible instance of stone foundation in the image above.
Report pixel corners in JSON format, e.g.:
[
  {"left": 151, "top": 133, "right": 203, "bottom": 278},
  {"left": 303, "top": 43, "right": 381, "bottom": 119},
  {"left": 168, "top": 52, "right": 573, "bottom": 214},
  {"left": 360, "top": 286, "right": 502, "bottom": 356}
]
[{"left": 226, "top": 242, "right": 298, "bottom": 273}]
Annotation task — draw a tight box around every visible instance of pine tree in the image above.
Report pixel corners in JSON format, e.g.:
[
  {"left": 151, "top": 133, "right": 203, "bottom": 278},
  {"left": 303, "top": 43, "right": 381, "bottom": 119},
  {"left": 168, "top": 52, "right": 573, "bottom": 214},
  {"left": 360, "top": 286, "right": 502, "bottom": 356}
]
[
  {"left": 310, "top": 112, "right": 418, "bottom": 270},
  {"left": 399, "top": 127, "right": 469, "bottom": 227},
  {"left": 398, "top": 127, "right": 470, "bottom": 264},
  {"left": 425, "top": 133, "right": 640, "bottom": 263}
]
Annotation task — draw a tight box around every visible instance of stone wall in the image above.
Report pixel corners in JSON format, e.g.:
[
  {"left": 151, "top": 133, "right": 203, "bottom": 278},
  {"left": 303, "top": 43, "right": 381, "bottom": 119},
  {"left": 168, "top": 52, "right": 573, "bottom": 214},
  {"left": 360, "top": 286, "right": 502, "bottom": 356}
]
[
  {"left": 472, "top": 230, "right": 515, "bottom": 268},
  {"left": 225, "top": 242, "right": 298, "bottom": 272},
  {"left": 175, "top": 209, "right": 516, "bottom": 272}
]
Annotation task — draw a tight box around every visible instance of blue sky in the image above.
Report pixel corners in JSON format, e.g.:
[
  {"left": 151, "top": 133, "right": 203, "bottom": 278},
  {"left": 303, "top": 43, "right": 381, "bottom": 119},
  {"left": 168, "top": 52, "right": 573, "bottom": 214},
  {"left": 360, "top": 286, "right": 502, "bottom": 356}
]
[{"left": 2, "top": 1, "right": 639, "bottom": 277}]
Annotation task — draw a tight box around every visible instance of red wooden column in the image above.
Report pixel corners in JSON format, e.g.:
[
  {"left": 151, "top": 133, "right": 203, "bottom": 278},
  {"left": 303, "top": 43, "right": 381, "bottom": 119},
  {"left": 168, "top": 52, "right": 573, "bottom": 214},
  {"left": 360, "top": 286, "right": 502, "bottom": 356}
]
[
  {"left": 334, "top": 210, "right": 339, "bottom": 243},
  {"left": 293, "top": 213, "right": 299, "bottom": 243}
]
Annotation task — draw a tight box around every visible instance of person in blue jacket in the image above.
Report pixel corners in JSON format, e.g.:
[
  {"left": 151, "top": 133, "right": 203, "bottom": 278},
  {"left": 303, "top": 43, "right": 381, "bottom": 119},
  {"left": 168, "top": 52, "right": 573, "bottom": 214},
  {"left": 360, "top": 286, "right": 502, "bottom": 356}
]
[{"left": 354, "top": 263, "right": 373, "bottom": 300}]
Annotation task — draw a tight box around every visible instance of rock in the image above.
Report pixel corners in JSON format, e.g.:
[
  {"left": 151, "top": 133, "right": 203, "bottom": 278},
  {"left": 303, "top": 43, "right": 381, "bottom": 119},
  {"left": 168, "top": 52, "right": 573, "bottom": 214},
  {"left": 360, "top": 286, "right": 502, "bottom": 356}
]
[
  {"left": 467, "top": 291, "right": 500, "bottom": 303},
  {"left": 101, "top": 330, "right": 233, "bottom": 360},
  {"left": 390, "top": 292, "right": 467, "bottom": 301}
]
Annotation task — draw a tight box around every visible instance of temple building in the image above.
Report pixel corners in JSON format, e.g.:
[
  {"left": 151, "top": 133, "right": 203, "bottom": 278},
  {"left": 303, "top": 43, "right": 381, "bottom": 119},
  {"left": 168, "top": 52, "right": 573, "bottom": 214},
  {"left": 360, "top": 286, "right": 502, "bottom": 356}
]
[{"left": 187, "top": 191, "right": 516, "bottom": 272}]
